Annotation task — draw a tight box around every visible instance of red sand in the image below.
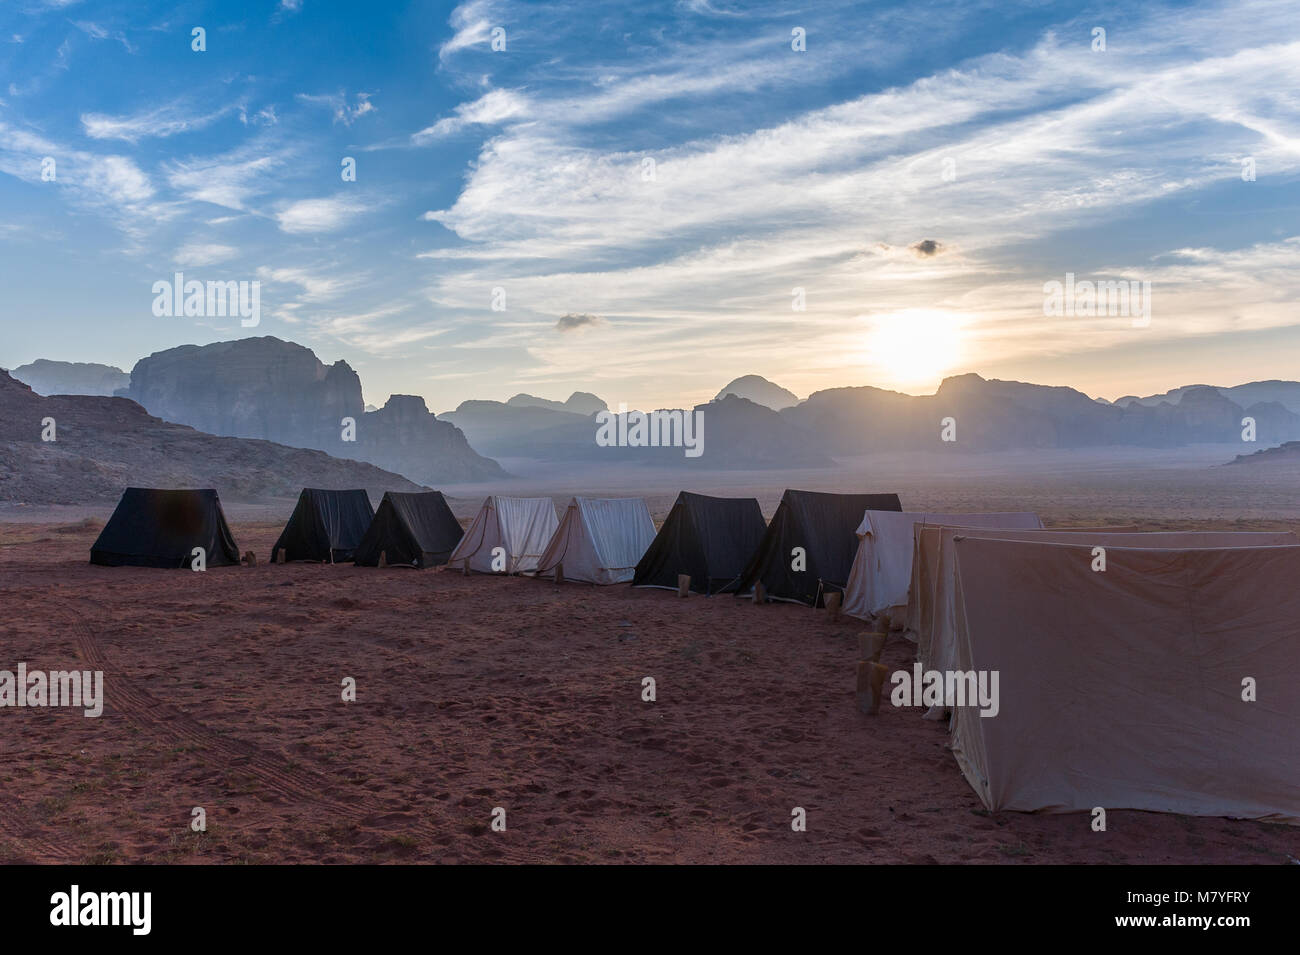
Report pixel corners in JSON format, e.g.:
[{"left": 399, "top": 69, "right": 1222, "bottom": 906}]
[{"left": 2, "top": 519, "right": 1298, "bottom": 864}]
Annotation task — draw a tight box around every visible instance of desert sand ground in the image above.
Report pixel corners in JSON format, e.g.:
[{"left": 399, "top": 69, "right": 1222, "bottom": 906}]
[{"left": 2, "top": 448, "right": 1300, "bottom": 864}]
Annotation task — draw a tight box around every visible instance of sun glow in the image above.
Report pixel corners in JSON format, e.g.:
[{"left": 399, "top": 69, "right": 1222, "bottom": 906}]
[{"left": 860, "top": 309, "right": 966, "bottom": 391}]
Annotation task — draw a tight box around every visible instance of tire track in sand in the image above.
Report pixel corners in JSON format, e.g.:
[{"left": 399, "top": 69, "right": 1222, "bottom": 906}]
[
  {"left": 0, "top": 805, "right": 80, "bottom": 863},
  {"left": 73, "top": 623, "right": 533, "bottom": 861}
]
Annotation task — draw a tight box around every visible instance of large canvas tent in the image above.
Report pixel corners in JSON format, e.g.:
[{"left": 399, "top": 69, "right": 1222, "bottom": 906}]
[
  {"left": 448, "top": 496, "right": 558, "bottom": 574},
  {"left": 903, "top": 524, "right": 1140, "bottom": 647},
  {"left": 353, "top": 491, "right": 464, "bottom": 568},
  {"left": 734, "top": 489, "right": 902, "bottom": 606},
  {"left": 91, "top": 487, "right": 240, "bottom": 568},
  {"left": 842, "top": 511, "right": 1041, "bottom": 621},
  {"left": 919, "top": 527, "right": 1300, "bottom": 686},
  {"left": 272, "top": 488, "right": 374, "bottom": 563},
  {"left": 632, "top": 491, "right": 766, "bottom": 594},
  {"left": 947, "top": 537, "right": 1300, "bottom": 822},
  {"left": 536, "top": 497, "right": 657, "bottom": 585}
]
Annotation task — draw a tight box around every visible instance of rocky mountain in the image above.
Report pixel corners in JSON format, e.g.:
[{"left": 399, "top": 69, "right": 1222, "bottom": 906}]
[
  {"left": 1226, "top": 441, "right": 1300, "bottom": 469},
  {"left": 10, "top": 359, "right": 130, "bottom": 397},
  {"left": 120, "top": 337, "right": 503, "bottom": 485},
  {"left": 439, "top": 399, "right": 591, "bottom": 457},
  {"left": 782, "top": 374, "right": 1300, "bottom": 452},
  {"left": 0, "top": 371, "right": 424, "bottom": 505},
  {"left": 443, "top": 394, "right": 833, "bottom": 468},
  {"left": 713, "top": 375, "right": 799, "bottom": 410},
  {"left": 358, "top": 394, "right": 503, "bottom": 483},
  {"left": 21, "top": 340, "right": 1300, "bottom": 478},
  {"left": 1114, "top": 380, "right": 1300, "bottom": 415},
  {"left": 506, "top": 392, "right": 607, "bottom": 415}
]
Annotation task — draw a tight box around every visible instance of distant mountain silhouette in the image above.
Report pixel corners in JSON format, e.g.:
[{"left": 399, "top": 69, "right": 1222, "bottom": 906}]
[
  {"left": 782, "top": 374, "right": 1300, "bottom": 451},
  {"left": 506, "top": 392, "right": 607, "bottom": 415},
  {"left": 713, "top": 374, "right": 799, "bottom": 410},
  {"left": 119, "top": 337, "right": 504, "bottom": 484},
  {"left": 19, "top": 337, "right": 1300, "bottom": 477},
  {"left": 10, "top": 359, "right": 129, "bottom": 397},
  {"left": 1114, "top": 380, "right": 1300, "bottom": 415},
  {"left": 442, "top": 394, "right": 833, "bottom": 469},
  {"left": 1227, "top": 440, "right": 1300, "bottom": 468},
  {"left": 0, "top": 370, "right": 424, "bottom": 505}
]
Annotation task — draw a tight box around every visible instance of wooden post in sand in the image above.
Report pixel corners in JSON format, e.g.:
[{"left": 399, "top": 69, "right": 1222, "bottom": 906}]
[
  {"left": 867, "top": 662, "right": 888, "bottom": 715},
  {"left": 556, "top": 563, "right": 565, "bottom": 585},
  {"left": 462, "top": 557, "right": 470, "bottom": 576},
  {"left": 825, "top": 591, "right": 842, "bottom": 621},
  {"left": 855, "top": 629, "right": 889, "bottom": 714},
  {"left": 677, "top": 574, "right": 691, "bottom": 597},
  {"left": 753, "top": 582, "right": 766, "bottom": 605},
  {"left": 857, "top": 631, "right": 887, "bottom": 663},
  {"left": 378, "top": 551, "right": 388, "bottom": 568},
  {"left": 855, "top": 661, "right": 872, "bottom": 712},
  {"left": 274, "top": 548, "right": 285, "bottom": 564},
  {"left": 242, "top": 550, "right": 257, "bottom": 567}
]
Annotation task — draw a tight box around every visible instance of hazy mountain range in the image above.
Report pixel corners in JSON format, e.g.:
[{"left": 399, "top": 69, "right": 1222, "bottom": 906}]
[
  {"left": 7, "top": 338, "right": 1300, "bottom": 498},
  {"left": 713, "top": 375, "right": 800, "bottom": 410},
  {"left": 0, "top": 371, "right": 423, "bottom": 506},
  {"left": 113, "top": 338, "right": 503, "bottom": 484},
  {"left": 11, "top": 359, "right": 130, "bottom": 398}
]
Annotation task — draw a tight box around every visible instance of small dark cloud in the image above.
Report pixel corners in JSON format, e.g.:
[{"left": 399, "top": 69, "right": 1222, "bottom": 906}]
[
  {"left": 910, "top": 239, "right": 944, "bottom": 257},
  {"left": 555, "top": 313, "right": 604, "bottom": 332}
]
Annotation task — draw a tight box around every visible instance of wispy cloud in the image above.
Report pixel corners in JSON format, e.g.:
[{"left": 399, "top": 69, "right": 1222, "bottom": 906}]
[
  {"left": 411, "top": 89, "right": 528, "bottom": 143},
  {"left": 274, "top": 194, "right": 372, "bottom": 234},
  {"left": 82, "top": 102, "right": 236, "bottom": 142},
  {"left": 438, "top": 0, "right": 498, "bottom": 61},
  {"left": 164, "top": 143, "right": 292, "bottom": 211},
  {"left": 295, "top": 91, "right": 376, "bottom": 126},
  {"left": 417, "top": 0, "right": 1300, "bottom": 399},
  {"left": 70, "top": 20, "right": 135, "bottom": 53},
  {"left": 256, "top": 265, "right": 358, "bottom": 302},
  {"left": 173, "top": 242, "right": 239, "bottom": 267}
]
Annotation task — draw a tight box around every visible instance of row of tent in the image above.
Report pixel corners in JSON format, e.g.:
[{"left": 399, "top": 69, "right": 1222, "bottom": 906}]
[
  {"left": 839, "top": 511, "right": 1300, "bottom": 824},
  {"left": 448, "top": 488, "right": 906, "bottom": 599},
  {"left": 88, "top": 486, "right": 907, "bottom": 603},
  {"left": 88, "top": 489, "right": 1300, "bottom": 822}
]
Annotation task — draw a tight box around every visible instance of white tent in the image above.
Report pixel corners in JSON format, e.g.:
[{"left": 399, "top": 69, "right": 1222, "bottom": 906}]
[
  {"left": 536, "top": 497, "right": 657, "bottom": 585},
  {"left": 919, "top": 528, "right": 1299, "bottom": 688},
  {"left": 841, "top": 511, "right": 1042, "bottom": 622},
  {"left": 947, "top": 536, "right": 1300, "bottom": 822},
  {"left": 448, "top": 496, "right": 558, "bottom": 574}
]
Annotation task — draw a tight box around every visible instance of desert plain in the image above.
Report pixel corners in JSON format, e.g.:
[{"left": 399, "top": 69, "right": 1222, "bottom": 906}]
[{"left": 3, "top": 447, "right": 1299, "bottom": 864}]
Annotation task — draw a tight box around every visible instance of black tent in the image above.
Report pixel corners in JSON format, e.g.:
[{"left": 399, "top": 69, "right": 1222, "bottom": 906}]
[
  {"left": 632, "top": 492, "right": 766, "bottom": 594},
  {"left": 734, "top": 489, "right": 902, "bottom": 606},
  {"left": 353, "top": 491, "right": 464, "bottom": 568},
  {"left": 272, "top": 488, "right": 374, "bottom": 563},
  {"left": 90, "top": 488, "right": 240, "bottom": 568}
]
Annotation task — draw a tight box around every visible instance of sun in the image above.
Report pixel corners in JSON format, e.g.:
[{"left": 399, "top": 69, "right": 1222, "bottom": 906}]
[{"left": 861, "top": 309, "right": 966, "bottom": 390}]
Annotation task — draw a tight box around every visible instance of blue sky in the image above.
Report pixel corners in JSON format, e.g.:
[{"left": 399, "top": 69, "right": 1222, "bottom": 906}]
[{"left": 1, "top": 0, "right": 1298, "bottom": 411}]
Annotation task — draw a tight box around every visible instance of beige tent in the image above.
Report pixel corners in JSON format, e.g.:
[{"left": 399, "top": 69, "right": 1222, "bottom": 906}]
[
  {"left": 919, "top": 528, "right": 1299, "bottom": 686},
  {"left": 947, "top": 537, "right": 1300, "bottom": 822},
  {"left": 535, "top": 497, "right": 657, "bottom": 585},
  {"left": 904, "top": 524, "right": 1141, "bottom": 649},
  {"left": 841, "top": 511, "right": 1041, "bottom": 622},
  {"left": 448, "top": 496, "right": 558, "bottom": 574}
]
